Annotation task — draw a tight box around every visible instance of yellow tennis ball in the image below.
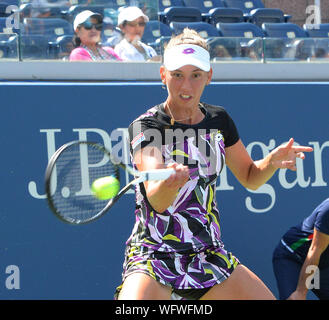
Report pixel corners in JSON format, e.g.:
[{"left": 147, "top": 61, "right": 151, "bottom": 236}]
[{"left": 91, "top": 176, "right": 120, "bottom": 200}]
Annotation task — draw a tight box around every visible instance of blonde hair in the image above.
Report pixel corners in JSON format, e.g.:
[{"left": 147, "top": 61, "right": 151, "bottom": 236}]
[{"left": 165, "top": 28, "right": 209, "bottom": 52}]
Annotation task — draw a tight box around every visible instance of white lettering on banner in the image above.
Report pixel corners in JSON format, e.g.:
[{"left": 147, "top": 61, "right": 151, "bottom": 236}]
[
  {"left": 111, "top": 128, "right": 131, "bottom": 188},
  {"left": 216, "top": 164, "right": 234, "bottom": 191},
  {"left": 309, "top": 141, "right": 329, "bottom": 187},
  {"left": 28, "top": 129, "right": 61, "bottom": 199},
  {"left": 244, "top": 139, "right": 276, "bottom": 213},
  {"left": 27, "top": 128, "right": 132, "bottom": 200},
  {"left": 28, "top": 129, "right": 328, "bottom": 213}
]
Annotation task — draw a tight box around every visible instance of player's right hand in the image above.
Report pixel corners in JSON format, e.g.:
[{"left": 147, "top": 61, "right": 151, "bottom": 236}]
[{"left": 164, "top": 162, "right": 190, "bottom": 189}]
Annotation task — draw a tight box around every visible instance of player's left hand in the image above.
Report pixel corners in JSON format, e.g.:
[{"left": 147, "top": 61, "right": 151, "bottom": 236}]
[{"left": 270, "top": 138, "right": 313, "bottom": 171}]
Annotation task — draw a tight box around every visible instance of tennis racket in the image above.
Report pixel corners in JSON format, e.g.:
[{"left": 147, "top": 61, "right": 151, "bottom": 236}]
[{"left": 45, "top": 140, "right": 174, "bottom": 225}]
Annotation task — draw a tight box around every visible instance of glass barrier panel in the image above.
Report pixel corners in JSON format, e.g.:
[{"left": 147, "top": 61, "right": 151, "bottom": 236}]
[
  {"left": 207, "top": 37, "right": 263, "bottom": 62},
  {"left": 2, "top": 1, "right": 328, "bottom": 63},
  {"left": 309, "top": 38, "right": 329, "bottom": 61},
  {"left": 0, "top": 33, "right": 18, "bottom": 60},
  {"left": 263, "top": 38, "right": 291, "bottom": 61},
  {"left": 5, "top": 0, "right": 160, "bottom": 61},
  {"left": 263, "top": 37, "right": 329, "bottom": 62}
]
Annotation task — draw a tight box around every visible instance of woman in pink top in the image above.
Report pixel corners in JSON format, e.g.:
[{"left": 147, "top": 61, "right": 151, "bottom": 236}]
[{"left": 69, "top": 10, "right": 121, "bottom": 61}]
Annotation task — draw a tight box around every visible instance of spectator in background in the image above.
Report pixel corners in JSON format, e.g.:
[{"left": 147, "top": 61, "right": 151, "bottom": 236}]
[
  {"left": 69, "top": 10, "right": 121, "bottom": 61},
  {"left": 210, "top": 44, "right": 231, "bottom": 60},
  {"left": 114, "top": 6, "right": 160, "bottom": 62},
  {"left": 272, "top": 198, "right": 329, "bottom": 300}
]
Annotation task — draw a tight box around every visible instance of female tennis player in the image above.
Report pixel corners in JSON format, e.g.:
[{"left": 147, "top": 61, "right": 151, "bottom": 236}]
[{"left": 115, "top": 28, "right": 313, "bottom": 300}]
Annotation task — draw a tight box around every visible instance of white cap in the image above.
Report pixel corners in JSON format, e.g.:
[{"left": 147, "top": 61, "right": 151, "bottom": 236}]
[
  {"left": 163, "top": 44, "right": 211, "bottom": 72},
  {"left": 73, "top": 10, "right": 102, "bottom": 31},
  {"left": 117, "top": 6, "right": 149, "bottom": 26}
]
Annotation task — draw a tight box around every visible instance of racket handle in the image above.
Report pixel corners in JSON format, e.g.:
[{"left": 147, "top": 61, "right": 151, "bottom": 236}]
[{"left": 143, "top": 168, "right": 175, "bottom": 181}]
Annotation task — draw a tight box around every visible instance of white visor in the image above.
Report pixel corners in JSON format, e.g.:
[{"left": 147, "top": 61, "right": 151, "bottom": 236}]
[{"left": 163, "top": 44, "right": 210, "bottom": 72}]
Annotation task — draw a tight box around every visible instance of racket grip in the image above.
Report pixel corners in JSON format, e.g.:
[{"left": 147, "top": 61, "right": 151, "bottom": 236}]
[{"left": 144, "top": 168, "right": 175, "bottom": 181}]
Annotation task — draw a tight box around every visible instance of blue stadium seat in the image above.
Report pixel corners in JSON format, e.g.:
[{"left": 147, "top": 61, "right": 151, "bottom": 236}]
[
  {"left": 142, "top": 20, "right": 172, "bottom": 45},
  {"left": 69, "top": 0, "right": 127, "bottom": 7},
  {"left": 0, "top": 33, "right": 17, "bottom": 59},
  {"left": 216, "top": 22, "right": 264, "bottom": 37},
  {"left": 0, "top": 16, "right": 7, "bottom": 31},
  {"left": 248, "top": 8, "right": 285, "bottom": 26},
  {"left": 0, "top": 2, "right": 12, "bottom": 17},
  {"left": 182, "top": 0, "right": 226, "bottom": 13},
  {"left": 49, "top": 34, "right": 74, "bottom": 60},
  {"left": 139, "top": 2, "right": 158, "bottom": 21},
  {"left": 262, "top": 23, "right": 307, "bottom": 38},
  {"left": 18, "top": 3, "right": 31, "bottom": 19},
  {"left": 262, "top": 24, "right": 309, "bottom": 61},
  {"left": 206, "top": 8, "right": 244, "bottom": 25},
  {"left": 286, "top": 38, "right": 315, "bottom": 61},
  {"left": 22, "top": 18, "right": 74, "bottom": 42},
  {"left": 21, "top": 2, "right": 69, "bottom": 19},
  {"left": 63, "top": 5, "right": 107, "bottom": 23},
  {"left": 66, "top": 0, "right": 89, "bottom": 4},
  {"left": 20, "top": 34, "right": 50, "bottom": 59},
  {"left": 2, "top": 0, "right": 19, "bottom": 4},
  {"left": 56, "top": 35, "right": 74, "bottom": 60},
  {"left": 100, "top": 18, "right": 121, "bottom": 43},
  {"left": 303, "top": 23, "right": 329, "bottom": 38},
  {"left": 98, "top": 0, "right": 127, "bottom": 6},
  {"left": 154, "top": 35, "right": 171, "bottom": 54},
  {"left": 101, "top": 22, "right": 123, "bottom": 47},
  {"left": 224, "top": 0, "right": 264, "bottom": 13},
  {"left": 161, "top": 6, "right": 202, "bottom": 25},
  {"left": 170, "top": 21, "right": 219, "bottom": 38},
  {"left": 158, "top": 0, "right": 185, "bottom": 13}
]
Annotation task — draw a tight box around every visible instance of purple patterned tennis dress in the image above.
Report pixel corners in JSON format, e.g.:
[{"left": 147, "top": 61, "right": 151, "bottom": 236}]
[{"left": 115, "top": 102, "right": 240, "bottom": 299}]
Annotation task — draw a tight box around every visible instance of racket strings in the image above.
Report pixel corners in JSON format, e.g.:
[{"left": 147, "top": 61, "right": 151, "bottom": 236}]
[{"left": 49, "top": 143, "right": 119, "bottom": 223}]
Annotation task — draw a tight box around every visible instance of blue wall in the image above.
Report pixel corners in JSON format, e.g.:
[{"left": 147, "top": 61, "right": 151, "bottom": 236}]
[{"left": 1, "top": 81, "right": 328, "bottom": 299}]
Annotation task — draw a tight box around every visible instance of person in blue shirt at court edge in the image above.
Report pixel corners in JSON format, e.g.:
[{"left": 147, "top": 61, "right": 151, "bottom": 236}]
[{"left": 273, "top": 198, "right": 329, "bottom": 300}]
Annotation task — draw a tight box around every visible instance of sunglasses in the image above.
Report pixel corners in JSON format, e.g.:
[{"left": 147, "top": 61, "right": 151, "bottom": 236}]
[
  {"left": 127, "top": 21, "right": 146, "bottom": 27},
  {"left": 81, "top": 21, "right": 103, "bottom": 31}
]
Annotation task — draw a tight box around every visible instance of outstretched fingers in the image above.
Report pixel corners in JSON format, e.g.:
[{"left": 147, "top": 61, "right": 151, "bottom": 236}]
[
  {"left": 285, "top": 138, "right": 313, "bottom": 153},
  {"left": 292, "top": 146, "right": 314, "bottom": 154},
  {"left": 272, "top": 138, "right": 313, "bottom": 171}
]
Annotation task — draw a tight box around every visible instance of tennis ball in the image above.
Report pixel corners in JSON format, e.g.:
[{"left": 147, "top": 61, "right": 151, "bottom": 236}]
[{"left": 91, "top": 176, "right": 120, "bottom": 200}]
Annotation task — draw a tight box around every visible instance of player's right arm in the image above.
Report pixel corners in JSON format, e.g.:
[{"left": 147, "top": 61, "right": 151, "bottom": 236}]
[{"left": 133, "top": 146, "right": 189, "bottom": 213}]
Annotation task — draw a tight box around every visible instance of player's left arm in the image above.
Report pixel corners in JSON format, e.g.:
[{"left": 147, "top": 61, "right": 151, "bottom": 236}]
[
  {"left": 225, "top": 138, "right": 313, "bottom": 190},
  {"left": 288, "top": 228, "right": 329, "bottom": 300}
]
